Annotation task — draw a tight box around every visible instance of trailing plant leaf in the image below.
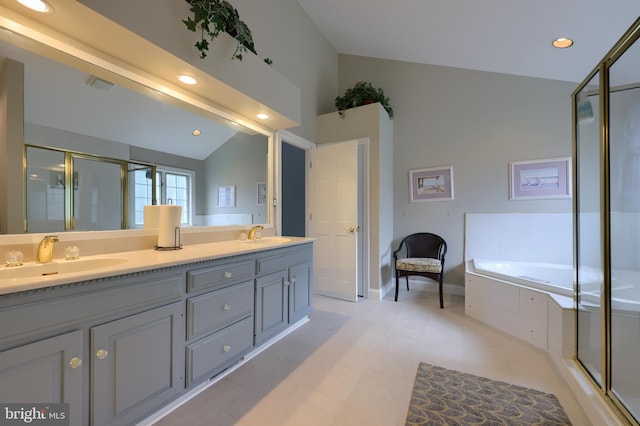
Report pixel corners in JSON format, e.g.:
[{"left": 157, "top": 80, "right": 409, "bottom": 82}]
[
  {"left": 183, "top": 0, "right": 261, "bottom": 61},
  {"left": 335, "top": 81, "right": 393, "bottom": 119}
]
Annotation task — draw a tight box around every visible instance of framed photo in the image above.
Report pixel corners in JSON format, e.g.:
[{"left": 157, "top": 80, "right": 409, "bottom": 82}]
[
  {"left": 257, "top": 181, "right": 267, "bottom": 206},
  {"left": 217, "top": 185, "right": 236, "bottom": 207},
  {"left": 409, "top": 166, "right": 454, "bottom": 202},
  {"left": 509, "top": 157, "right": 571, "bottom": 200}
]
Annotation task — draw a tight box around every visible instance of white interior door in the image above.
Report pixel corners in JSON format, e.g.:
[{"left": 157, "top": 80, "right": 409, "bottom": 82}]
[{"left": 310, "top": 140, "right": 358, "bottom": 301}]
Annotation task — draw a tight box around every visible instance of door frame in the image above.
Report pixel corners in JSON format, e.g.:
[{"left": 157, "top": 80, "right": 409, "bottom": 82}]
[
  {"left": 357, "top": 140, "right": 371, "bottom": 298},
  {"left": 276, "top": 131, "right": 371, "bottom": 300}
]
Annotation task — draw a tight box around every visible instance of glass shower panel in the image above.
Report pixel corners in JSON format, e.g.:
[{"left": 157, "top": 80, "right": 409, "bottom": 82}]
[
  {"left": 72, "top": 156, "right": 122, "bottom": 231},
  {"left": 608, "top": 35, "right": 640, "bottom": 419},
  {"left": 25, "top": 146, "right": 66, "bottom": 233},
  {"left": 575, "top": 72, "right": 603, "bottom": 386}
]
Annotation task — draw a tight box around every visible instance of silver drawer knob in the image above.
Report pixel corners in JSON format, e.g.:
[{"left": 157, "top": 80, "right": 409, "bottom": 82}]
[
  {"left": 224, "top": 272, "right": 232, "bottom": 278},
  {"left": 96, "top": 349, "right": 109, "bottom": 360},
  {"left": 69, "top": 357, "right": 83, "bottom": 369},
  {"left": 223, "top": 345, "right": 231, "bottom": 352},
  {"left": 223, "top": 304, "right": 231, "bottom": 311}
]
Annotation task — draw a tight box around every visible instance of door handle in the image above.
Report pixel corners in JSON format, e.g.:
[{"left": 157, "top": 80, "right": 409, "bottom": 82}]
[{"left": 346, "top": 226, "right": 361, "bottom": 233}]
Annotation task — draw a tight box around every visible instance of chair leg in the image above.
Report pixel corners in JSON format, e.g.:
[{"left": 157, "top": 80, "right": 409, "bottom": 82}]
[
  {"left": 405, "top": 276, "right": 410, "bottom": 291},
  {"left": 394, "top": 273, "right": 400, "bottom": 301},
  {"left": 438, "top": 275, "right": 444, "bottom": 309}
]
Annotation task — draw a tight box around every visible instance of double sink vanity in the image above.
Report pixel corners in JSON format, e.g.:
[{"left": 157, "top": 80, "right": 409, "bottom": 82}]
[
  {"left": 0, "top": 236, "right": 314, "bottom": 426},
  {"left": 0, "top": 1, "right": 312, "bottom": 424}
]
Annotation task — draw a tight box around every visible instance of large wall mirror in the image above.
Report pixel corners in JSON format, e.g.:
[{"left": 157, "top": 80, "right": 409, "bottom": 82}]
[{"left": 0, "top": 29, "right": 273, "bottom": 235}]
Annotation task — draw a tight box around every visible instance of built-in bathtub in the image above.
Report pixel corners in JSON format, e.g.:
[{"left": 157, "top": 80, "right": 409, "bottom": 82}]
[
  {"left": 470, "top": 258, "right": 640, "bottom": 312},
  {"left": 471, "top": 258, "right": 574, "bottom": 297}
]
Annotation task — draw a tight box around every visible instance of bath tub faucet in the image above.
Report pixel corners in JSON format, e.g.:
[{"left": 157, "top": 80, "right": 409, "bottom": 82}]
[
  {"left": 36, "top": 235, "right": 59, "bottom": 263},
  {"left": 247, "top": 225, "right": 264, "bottom": 240}
]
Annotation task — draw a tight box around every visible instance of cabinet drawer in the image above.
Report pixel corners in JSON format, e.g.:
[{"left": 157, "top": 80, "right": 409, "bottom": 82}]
[
  {"left": 187, "top": 281, "right": 254, "bottom": 340},
  {"left": 256, "top": 244, "right": 313, "bottom": 276},
  {"left": 186, "top": 317, "right": 253, "bottom": 386},
  {"left": 187, "top": 260, "right": 254, "bottom": 292}
]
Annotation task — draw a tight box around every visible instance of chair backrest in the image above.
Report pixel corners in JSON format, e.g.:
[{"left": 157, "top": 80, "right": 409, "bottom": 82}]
[{"left": 398, "top": 233, "right": 447, "bottom": 264}]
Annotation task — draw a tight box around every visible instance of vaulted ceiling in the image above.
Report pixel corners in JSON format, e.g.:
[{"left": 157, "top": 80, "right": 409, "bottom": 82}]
[{"left": 296, "top": 0, "right": 640, "bottom": 83}]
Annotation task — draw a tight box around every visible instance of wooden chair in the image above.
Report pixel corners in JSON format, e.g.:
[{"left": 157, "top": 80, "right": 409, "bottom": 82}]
[{"left": 393, "top": 233, "right": 447, "bottom": 308}]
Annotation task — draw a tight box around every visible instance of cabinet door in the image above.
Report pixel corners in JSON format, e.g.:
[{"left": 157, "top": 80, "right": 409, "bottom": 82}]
[
  {"left": 254, "top": 270, "right": 288, "bottom": 345},
  {"left": 91, "top": 302, "right": 184, "bottom": 426},
  {"left": 0, "top": 330, "right": 83, "bottom": 426},
  {"left": 289, "top": 261, "right": 313, "bottom": 324}
]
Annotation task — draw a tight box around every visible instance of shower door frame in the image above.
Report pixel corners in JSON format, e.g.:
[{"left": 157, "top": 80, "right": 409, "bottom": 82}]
[{"left": 572, "top": 17, "right": 640, "bottom": 426}]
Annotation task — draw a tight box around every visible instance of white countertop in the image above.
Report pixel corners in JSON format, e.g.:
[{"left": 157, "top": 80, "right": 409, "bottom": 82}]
[{"left": 0, "top": 237, "right": 313, "bottom": 296}]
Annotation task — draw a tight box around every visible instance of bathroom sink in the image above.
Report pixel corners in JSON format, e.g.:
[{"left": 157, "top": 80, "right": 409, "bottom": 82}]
[{"left": 0, "top": 257, "right": 129, "bottom": 280}]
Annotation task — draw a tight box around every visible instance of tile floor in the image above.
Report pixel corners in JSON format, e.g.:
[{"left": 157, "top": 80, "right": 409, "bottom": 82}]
[{"left": 154, "top": 285, "right": 591, "bottom": 426}]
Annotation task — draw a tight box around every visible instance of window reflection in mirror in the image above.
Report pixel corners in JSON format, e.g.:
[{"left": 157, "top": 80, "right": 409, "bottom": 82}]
[{"left": 1, "top": 35, "right": 272, "bottom": 234}]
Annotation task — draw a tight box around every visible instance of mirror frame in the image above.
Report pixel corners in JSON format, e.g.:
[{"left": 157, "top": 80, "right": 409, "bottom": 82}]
[{"left": 0, "top": 4, "right": 276, "bottom": 243}]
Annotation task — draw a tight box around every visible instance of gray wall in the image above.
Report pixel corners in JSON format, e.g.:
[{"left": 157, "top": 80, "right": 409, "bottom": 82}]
[
  {"left": 204, "top": 133, "right": 267, "bottom": 221},
  {"left": 338, "top": 54, "right": 576, "bottom": 286},
  {"left": 232, "top": 0, "right": 339, "bottom": 139}
]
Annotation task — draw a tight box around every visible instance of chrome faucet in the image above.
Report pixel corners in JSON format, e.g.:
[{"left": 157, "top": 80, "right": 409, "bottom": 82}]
[
  {"left": 247, "top": 225, "right": 264, "bottom": 240},
  {"left": 36, "top": 235, "right": 59, "bottom": 263}
]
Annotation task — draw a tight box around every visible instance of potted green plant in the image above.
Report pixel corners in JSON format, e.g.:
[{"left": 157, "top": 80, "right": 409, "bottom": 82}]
[
  {"left": 183, "top": 0, "right": 268, "bottom": 62},
  {"left": 334, "top": 81, "right": 393, "bottom": 119}
]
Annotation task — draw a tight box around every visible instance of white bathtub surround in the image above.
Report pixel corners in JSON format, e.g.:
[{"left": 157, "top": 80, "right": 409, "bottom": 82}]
[
  {"left": 465, "top": 260, "right": 573, "bottom": 352},
  {"left": 464, "top": 212, "right": 629, "bottom": 425},
  {"left": 464, "top": 212, "right": 573, "bottom": 265}
]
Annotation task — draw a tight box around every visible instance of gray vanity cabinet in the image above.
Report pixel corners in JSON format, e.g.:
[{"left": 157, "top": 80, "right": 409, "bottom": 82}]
[
  {"left": 0, "top": 241, "right": 313, "bottom": 425},
  {"left": 254, "top": 244, "right": 313, "bottom": 345},
  {"left": 0, "top": 267, "right": 185, "bottom": 426},
  {"left": 185, "top": 258, "right": 256, "bottom": 386},
  {"left": 0, "top": 330, "right": 84, "bottom": 426},
  {"left": 288, "top": 260, "right": 313, "bottom": 324},
  {"left": 254, "top": 269, "right": 289, "bottom": 345},
  {"left": 90, "top": 302, "right": 184, "bottom": 426}
]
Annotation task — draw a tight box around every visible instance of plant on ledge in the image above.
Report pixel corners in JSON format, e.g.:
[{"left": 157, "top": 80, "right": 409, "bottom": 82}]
[
  {"left": 334, "top": 81, "right": 394, "bottom": 119},
  {"left": 183, "top": 0, "right": 270, "bottom": 63}
]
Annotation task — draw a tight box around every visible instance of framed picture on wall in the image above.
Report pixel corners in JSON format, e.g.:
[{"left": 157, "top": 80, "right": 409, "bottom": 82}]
[
  {"left": 257, "top": 181, "right": 266, "bottom": 206},
  {"left": 409, "top": 166, "right": 454, "bottom": 202},
  {"left": 509, "top": 157, "right": 571, "bottom": 200},
  {"left": 217, "top": 185, "right": 236, "bottom": 207}
]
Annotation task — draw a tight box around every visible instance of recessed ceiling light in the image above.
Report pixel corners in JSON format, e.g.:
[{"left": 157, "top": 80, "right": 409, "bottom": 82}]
[
  {"left": 16, "top": 0, "right": 53, "bottom": 13},
  {"left": 552, "top": 37, "right": 573, "bottom": 48},
  {"left": 177, "top": 74, "right": 198, "bottom": 85},
  {"left": 192, "top": 129, "right": 201, "bottom": 136},
  {"left": 257, "top": 113, "right": 269, "bottom": 120}
]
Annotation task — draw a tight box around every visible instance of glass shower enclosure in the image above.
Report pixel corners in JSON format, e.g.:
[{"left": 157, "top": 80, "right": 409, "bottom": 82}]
[{"left": 573, "top": 17, "right": 640, "bottom": 425}]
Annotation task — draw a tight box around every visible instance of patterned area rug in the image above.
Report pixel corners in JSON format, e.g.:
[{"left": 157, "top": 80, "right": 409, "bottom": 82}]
[{"left": 406, "top": 363, "right": 572, "bottom": 425}]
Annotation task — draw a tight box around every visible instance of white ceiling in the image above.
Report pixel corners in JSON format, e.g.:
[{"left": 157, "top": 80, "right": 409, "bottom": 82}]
[{"left": 296, "top": 0, "right": 640, "bottom": 83}]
